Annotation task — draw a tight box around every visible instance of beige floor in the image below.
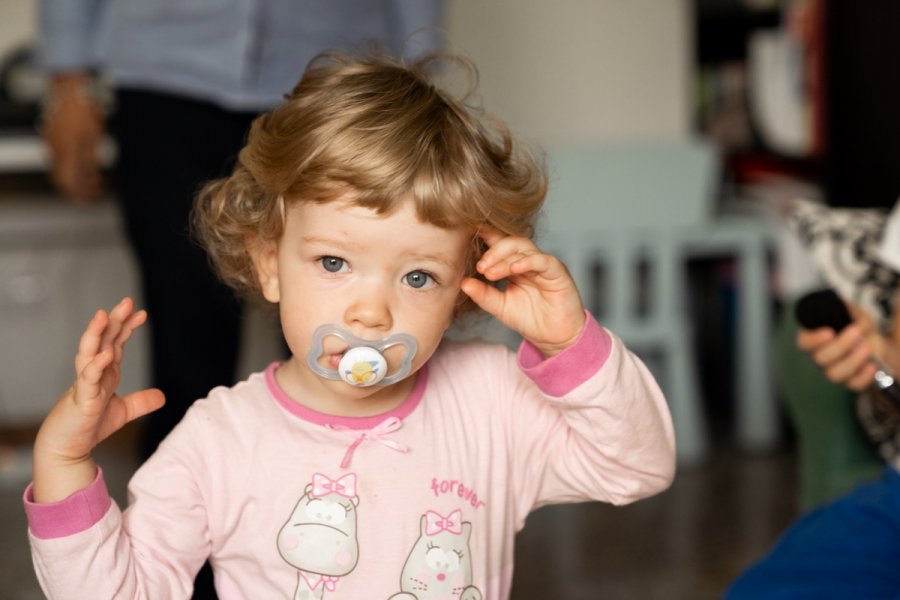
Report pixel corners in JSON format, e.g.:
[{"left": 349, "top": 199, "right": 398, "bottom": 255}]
[{"left": 2, "top": 424, "right": 798, "bottom": 600}]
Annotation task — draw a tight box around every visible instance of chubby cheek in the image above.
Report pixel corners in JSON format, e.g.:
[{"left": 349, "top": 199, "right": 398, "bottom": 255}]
[
  {"left": 409, "top": 290, "right": 458, "bottom": 337},
  {"left": 278, "top": 307, "right": 315, "bottom": 358},
  {"left": 279, "top": 531, "right": 299, "bottom": 552},
  {"left": 405, "top": 323, "right": 449, "bottom": 372}
]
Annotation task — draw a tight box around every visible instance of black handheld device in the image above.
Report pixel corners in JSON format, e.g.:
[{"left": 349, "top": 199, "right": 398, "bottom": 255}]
[{"left": 795, "top": 288, "right": 900, "bottom": 408}]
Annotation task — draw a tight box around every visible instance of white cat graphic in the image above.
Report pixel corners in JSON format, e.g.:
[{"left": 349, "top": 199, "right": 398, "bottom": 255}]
[{"left": 389, "top": 509, "right": 482, "bottom": 600}]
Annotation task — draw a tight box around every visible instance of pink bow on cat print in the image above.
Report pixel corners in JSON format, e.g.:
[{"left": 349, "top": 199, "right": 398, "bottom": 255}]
[
  {"left": 300, "top": 571, "right": 339, "bottom": 592},
  {"left": 310, "top": 473, "right": 357, "bottom": 498},
  {"left": 424, "top": 509, "right": 463, "bottom": 536}
]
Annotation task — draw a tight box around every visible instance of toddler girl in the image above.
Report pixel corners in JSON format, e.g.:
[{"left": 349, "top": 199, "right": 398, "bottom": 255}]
[{"left": 25, "top": 51, "right": 675, "bottom": 599}]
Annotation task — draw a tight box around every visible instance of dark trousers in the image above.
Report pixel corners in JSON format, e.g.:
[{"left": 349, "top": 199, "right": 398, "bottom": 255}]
[{"left": 112, "top": 89, "right": 258, "bottom": 599}]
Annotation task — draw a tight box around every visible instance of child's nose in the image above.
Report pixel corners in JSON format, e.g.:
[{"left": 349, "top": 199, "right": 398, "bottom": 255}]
[{"left": 343, "top": 281, "right": 393, "bottom": 331}]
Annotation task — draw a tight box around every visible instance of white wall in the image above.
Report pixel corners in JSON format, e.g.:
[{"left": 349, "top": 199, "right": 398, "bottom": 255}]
[
  {"left": 0, "top": 1, "right": 35, "bottom": 61},
  {"left": 445, "top": 0, "right": 693, "bottom": 146}
]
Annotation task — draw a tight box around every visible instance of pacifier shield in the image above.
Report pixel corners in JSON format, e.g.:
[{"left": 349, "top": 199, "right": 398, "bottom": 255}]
[{"left": 306, "top": 324, "right": 417, "bottom": 387}]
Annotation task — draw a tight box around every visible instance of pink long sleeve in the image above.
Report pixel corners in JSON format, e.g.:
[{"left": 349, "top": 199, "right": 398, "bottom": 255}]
[{"left": 512, "top": 321, "right": 676, "bottom": 518}]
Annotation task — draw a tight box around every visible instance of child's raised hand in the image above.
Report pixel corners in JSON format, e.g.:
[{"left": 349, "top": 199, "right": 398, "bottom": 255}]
[
  {"left": 460, "top": 228, "right": 585, "bottom": 357},
  {"left": 33, "top": 298, "right": 164, "bottom": 503}
]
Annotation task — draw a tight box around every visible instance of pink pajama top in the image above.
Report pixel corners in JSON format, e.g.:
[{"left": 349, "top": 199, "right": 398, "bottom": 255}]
[{"left": 25, "top": 315, "right": 675, "bottom": 599}]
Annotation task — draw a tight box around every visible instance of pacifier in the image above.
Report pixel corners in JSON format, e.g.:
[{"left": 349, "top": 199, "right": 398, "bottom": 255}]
[{"left": 307, "top": 324, "right": 417, "bottom": 387}]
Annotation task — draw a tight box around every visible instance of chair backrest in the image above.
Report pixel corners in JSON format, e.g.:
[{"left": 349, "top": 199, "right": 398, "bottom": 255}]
[
  {"left": 541, "top": 138, "right": 720, "bottom": 232},
  {"left": 537, "top": 139, "right": 720, "bottom": 328}
]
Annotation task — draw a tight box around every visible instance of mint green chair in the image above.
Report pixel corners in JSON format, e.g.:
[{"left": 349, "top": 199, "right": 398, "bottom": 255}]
[{"left": 541, "top": 139, "right": 776, "bottom": 465}]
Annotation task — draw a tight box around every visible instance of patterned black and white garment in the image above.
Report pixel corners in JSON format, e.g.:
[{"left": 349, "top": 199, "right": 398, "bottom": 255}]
[{"left": 785, "top": 197, "right": 900, "bottom": 465}]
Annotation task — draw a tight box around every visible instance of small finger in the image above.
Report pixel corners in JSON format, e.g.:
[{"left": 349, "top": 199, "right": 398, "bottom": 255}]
[
  {"left": 94, "top": 388, "right": 166, "bottom": 442},
  {"left": 508, "top": 252, "right": 557, "bottom": 277},
  {"left": 100, "top": 298, "right": 133, "bottom": 351},
  {"left": 796, "top": 327, "right": 834, "bottom": 352},
  {"left": 847, "top": 303, "right": 875, "bottom": 332},
  {"left": 122, "top": 388, "right": 166, "bottom": 422},
  {"left": 846, "top": 363, "right": 877, "bottom": 392},
  {"left": 460, "top": 277, "right": 505, "bottom": 318},
  {"left": 82, "top": 347, "right": 114, "bottom": 382},
  {"left": 823, "top": 342, "right": 871, "bottom": 383},
  {"left": 75, "top": 347, "right": 114, "bottom": 403},
  {"left": 475, "top": 226, "right": 506, "bottom": 248},
  {"left": 112, "top": 309, "right": 148, "bottom": 362},
  {"left": 477, "top": 237, "right": 537, "bottom": 274},
  {"left": 114, "top": 308, "right": 147, "bottom": 346},
  {"left": 75, "top": 309, "right": 109, "bottom": 373},
  {"left": 481, "top": 251, "right": 530, "bottom": 280},
  {"left": 812, "top": 325, "right": 863, "bottom": 366}
]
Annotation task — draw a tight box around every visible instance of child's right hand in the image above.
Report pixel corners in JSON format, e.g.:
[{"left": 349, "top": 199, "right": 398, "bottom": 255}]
[{"left": 32, "top": 298, "right": 164, "bottom": 503}]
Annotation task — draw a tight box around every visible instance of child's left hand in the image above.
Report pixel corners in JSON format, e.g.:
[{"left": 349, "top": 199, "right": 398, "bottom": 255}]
[{"left": 460, "top": 228, "right": 586, "bottom": 357}]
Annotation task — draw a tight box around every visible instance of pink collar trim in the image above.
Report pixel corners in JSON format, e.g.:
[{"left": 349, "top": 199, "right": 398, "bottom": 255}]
[{"left": 264, "top": 362, "right": 427, "bottom": 430}]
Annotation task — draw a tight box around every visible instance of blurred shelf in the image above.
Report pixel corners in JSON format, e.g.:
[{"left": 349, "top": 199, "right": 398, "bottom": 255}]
[{"left": 0, "top": 131, "right": 116, "bottom": 174}]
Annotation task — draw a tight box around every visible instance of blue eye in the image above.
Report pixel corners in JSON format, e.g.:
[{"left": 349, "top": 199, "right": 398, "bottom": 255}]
[
  {"left": 321, "top": 256, "right": 345, "bottom": 273},
  {"left": 405, "top": 270, "right": 434, "bottom": 289}
]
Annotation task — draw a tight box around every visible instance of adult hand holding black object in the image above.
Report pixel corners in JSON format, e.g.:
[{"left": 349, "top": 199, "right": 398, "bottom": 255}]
[{"left": 795, "top": 288, "right": 900, "bottom": 407}]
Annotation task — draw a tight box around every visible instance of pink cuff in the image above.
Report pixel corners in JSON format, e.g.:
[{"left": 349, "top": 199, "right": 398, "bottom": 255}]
[
  {"left": 23, "top": 467, "right": 112, "bottom": 540},
  {"left": 517, "top": 311, "right": 612, "bottom": 397}
]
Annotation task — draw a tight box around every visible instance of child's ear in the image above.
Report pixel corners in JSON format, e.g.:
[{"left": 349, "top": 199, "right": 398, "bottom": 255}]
[{"left": 247, "top": 236, "right": 280, "bottom": 303}]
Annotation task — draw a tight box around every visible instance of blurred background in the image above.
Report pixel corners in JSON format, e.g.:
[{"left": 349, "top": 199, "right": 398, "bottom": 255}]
[{"left": 2, "top": 0, "right": 899, "bottom": 598}]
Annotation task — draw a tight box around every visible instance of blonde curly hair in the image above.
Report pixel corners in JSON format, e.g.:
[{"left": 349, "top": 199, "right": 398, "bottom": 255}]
[{"left": 193, "top": 51, "right": 547, "bottom": 314}]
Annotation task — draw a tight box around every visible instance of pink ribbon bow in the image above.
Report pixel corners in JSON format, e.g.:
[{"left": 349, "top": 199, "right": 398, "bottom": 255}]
[
  {"left": 328, "top": 416, "right": 410, "bottom": 469},
  {"left": 310, "top": 472, "right": 357, "bottom": 499},
  {"left": 425, "top": 509, "right": 463, "bottom": 536},
  {"left": 300, "top": 571, "right": 339, "bottom": 592}
]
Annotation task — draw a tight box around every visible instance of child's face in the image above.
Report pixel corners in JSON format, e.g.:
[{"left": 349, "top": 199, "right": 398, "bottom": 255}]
[{"left": 253, "top": 195, "right": 471, "bottom": 406}]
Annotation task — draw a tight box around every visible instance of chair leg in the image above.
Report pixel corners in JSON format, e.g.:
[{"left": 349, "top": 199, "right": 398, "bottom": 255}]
[
  {"left": 666, "top": 336, "right": 709, "bottom": 465},
  {"left": 734, "top": 235, "right": 779, "bottom": 451}
]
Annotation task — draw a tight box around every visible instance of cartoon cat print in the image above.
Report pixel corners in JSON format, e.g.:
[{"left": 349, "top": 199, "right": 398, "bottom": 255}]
[
  {"left": 277, "top": 473, "right": 361, "bottom": 599},
  {"left": 388, "top": 509, "right": 482, "bottom": 600}
]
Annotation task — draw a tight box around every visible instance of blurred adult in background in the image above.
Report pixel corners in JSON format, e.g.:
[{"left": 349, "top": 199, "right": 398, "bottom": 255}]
[
  {"left": 727, "top": 305, "right": 900, "bottom": 598},
  {"left": 727, "top": 202, "right": 900, "bottom": 598},
  {"left": 37, "top": 2, "right": 442, "bottom": 597}
]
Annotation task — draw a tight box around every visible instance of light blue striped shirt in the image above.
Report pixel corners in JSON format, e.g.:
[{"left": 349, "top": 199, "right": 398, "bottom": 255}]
[{"left": 38, "top": 0, "right": 443, "bottom": 110}]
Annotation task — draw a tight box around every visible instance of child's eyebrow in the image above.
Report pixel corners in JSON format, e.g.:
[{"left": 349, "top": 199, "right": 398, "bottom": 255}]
[
  {"left": 406, "top": 252, "right": 460, "bottom": 270},
  {"left": 301, "top": 235, "right": 359, "bottom": 251}
]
